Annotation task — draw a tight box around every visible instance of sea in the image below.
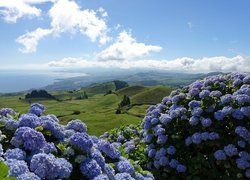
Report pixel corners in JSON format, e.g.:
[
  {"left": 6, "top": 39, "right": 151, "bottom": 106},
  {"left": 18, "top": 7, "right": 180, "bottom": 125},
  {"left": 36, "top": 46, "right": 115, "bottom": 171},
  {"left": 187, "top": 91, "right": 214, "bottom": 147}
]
[{"left": 0, "top": 70, "right": 87, "bottom": 93}]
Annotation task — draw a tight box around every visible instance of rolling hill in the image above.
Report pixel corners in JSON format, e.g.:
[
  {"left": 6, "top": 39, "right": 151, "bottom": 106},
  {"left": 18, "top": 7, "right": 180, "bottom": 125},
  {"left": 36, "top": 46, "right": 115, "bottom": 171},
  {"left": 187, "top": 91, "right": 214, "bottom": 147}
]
[{"left": 0, "top": 81, "right": 173, "bottom": 135}]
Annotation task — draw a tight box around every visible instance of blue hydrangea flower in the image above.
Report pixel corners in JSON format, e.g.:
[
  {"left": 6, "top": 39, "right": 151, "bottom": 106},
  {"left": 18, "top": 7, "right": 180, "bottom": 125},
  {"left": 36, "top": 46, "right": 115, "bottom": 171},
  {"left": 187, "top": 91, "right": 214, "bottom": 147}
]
[
  {"left": 221, "top": 106, "right": 233, "bottom": 116},
  {"left": 151, "top": 118, "right": 159, "bottom": 125},
  {"left": 30, "top": 153, "right": 72, "bottom": 179},
  {"left": 220, "top": 94, "right": 233, "bottom": 105},
  {"left": 5, "top": 118, "right": 19, "bottom": 131},
  {"left": 115, "top": 173, "right": 133, "bottom": 180},
  {"left": 18, "top": 172, "right": 41, "bottom": 180},
  {"left": 29, "top": 103, "right": 45, "bottom": 116},
  {"left": 199, "top": 90, "right": 210, "bottom": 99},
  {"left": 176, "top": 164, "right": 187, "bottom": 173},
  {"left": 214, "top": 110, "right": 225, "bottom": 121},
  {"left": 210, "top": 90, "right": 222, "bottom": 97},
  {"left": 236, "top": 158, "right": 250, "bottom": 170},
  {"left": 169, "top": 159, "right": 179, "bottom": 168},
  {"left": 66, "top": 119, "right": 87, "bottom": 133},
  {"left": 159, "top": 156, "right": 169, "bottom": 166},
  {"left": 0, "top": 108, "right": 16, "bottom": 117},
  {"left": 241, "top": 106, "right": 250, "bottom": 117},
  {"left": 80, "top": 158, "right": 102, "bottom": 179},
  {"left": 70, "top": 132, "right": 93, "bottom": 153},
  {"left": 11, "top": 127, "right": 46, "bottom": 151},
  {"left": 232, "top": 109, "right": 244, "bottom": 120},
  {"left": 189, "top": 116, "right": 199, "bottom": 126},
  {"left": 91, "top": 149, "right": 105, "bottom": 168},
  {"left": 167, "top": 145, "right": 176, "bottom": 155},
  {"left": 192, "top": 133, "right": 202, "bottom": 144},
  {"left": 188, "top": 100, "right": 201, "bottom": 108},
  {"left": 157, "top": 135, "right": 168, "bottom": 144},
  {"left": 189, "top": 88, "right": 200, "bottom": 96},
  {"left": 18, "top": 113, "right": 40, "bottom": 128},
  {"left": 191, "top": 107, "right": 203, "bottom": 117},
  {"left": 214, "top": 150, "right": 226, "bottom": 160},
  {"left": 201, "top": 118, "right": 212, "bottom": 127},
  {"left": 41, "top": 120, "right": 65, "bottom": 140},
  {"left": 208, "top": 132, "right": 219, "bottom": 140},
  {"left": 159, "top": 114, "right": 172, "bottom": 125},
  {"left": 6, "top": 160, "right": 29, "bottom": 177},
  {"left": 237, "top": 140, "right": 246, "bottom": 148},
  {"left": 116, "top": 160, "right": 135, "bottom": 174},
  {"left": 4, "top": 148, "right": 26, "bottom": 160},
  {"left": 103, "top": 163, "right": 115, "bottom": 179},
  {"left": 185, "top": 136, "right": 192, "bottom": 146},
  {"left": 224, "top": 144, "right": 238, "bottom": 157},
  {"left": 93, "top": 174, "right": 109, "bottom": 180},
  {"left": 97, "top": 140, "right": 120, "bottom": 159}
]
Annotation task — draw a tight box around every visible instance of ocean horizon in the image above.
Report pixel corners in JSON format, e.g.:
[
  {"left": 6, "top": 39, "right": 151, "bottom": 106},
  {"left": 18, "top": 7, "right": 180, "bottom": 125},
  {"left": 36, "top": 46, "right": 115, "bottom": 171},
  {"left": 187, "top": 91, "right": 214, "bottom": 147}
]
[{"left": 0, "top": 71, "right": 87, "bottom": 93}]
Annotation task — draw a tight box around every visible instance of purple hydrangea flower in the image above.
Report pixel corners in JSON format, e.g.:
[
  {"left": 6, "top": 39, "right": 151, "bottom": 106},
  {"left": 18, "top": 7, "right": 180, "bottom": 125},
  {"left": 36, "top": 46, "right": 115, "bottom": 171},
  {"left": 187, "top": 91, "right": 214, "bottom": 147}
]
[
  {"left": 29, "top": 103, "right": 45, "bottom": 116},
  {"left": 70, "top": 132, "right": 93, "bottom": 153},
  {"left": 116, "top": 160, "right": 135, "bottom": 174},
  {"left": 192, "top": 132, "right": 202, "bottom": 144},
  {"left": 6, "top": 160, "right": 29, "bottom": 177},
  {"left": 66, "top": 119, "right": 87, "bottom": 133},
  {"left": 169, "top": 159, "right": 179, "bottom": 168},
  {"left": 214, "top": 150, "right": 226, "bottom": 160},
  {"left": 30, "top": 153, "right": 72, "bottom": 179},
  {"left": 159, "top": 156, "right": 169, "bottom": 166},
  {"left": 232, "top": 109, "right": 244, "bottom": 120},
  {"left": 201, "top": 118, "right": 212, "bottom": 127},
  {"left": 115, "top": 173, "right": 133, "bottom": 180},
  {"left": 80, "top": 158, "right": 102, "bottom": 179},
  {"left": 176, "top": 164, "right": 187, "bottom": 173},
  {"left": 157, "top": 135, "right": 168, "bottom": 144},
  {"left": 224, "top": 144, "right": 238, "bottom": 157},
  {"left": 18, "top": 172, "right": 41, "bottom": 180},
  {"left": 167, "top": 145, "right": 176, "bottom": 155},
  {"left": 4, "top": 148, "right": 26, "bottom": 160},
  {"left": 97, "top": 140, "right": 120, "bottom": 159},
  {"left": 18, "top": 113, "right": 40, "bottom": 128},
  {"left": 199, "top": 90, "right": 210, "bottom": 99},
  {"left": 189, "top": 88, "right": 200, "bottom": 96}
]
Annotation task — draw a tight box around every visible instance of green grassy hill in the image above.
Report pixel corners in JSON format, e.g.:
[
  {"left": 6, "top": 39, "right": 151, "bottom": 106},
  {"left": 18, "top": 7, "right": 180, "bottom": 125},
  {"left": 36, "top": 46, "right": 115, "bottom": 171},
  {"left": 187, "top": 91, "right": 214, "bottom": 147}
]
[
  {"left": 130, "top": 86, "right": 174, "bottom": 105},
  {"left": 0, "top": 81, "right": 173, "bottom": 136}
]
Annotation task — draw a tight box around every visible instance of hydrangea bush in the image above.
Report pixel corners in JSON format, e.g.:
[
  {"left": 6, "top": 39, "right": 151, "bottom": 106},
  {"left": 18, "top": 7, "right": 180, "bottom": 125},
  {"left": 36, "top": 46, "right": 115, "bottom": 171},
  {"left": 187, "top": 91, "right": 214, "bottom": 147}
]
[
  {"left": 142, "top": 73, "right": 250, "bottom": 179},
  {"left": 0, "top": 104, "right": 153, "bottom": 179},
  {"left": 100, "top": 124, "right": 148, "bottom": 168}
]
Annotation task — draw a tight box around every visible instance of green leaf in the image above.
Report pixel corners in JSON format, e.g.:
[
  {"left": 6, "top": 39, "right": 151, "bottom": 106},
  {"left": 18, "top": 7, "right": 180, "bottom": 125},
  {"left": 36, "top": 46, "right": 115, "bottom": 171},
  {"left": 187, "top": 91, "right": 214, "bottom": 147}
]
[{"left": 0, "top": 161, "right": 9, "bottom": 178}]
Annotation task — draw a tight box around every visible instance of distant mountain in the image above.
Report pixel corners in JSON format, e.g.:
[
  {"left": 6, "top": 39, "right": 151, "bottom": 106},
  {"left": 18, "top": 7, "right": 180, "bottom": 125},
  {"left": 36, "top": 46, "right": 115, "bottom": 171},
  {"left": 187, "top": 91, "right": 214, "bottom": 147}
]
[{"left": 44, "top": 71, "right": 224, "bottom": 91}]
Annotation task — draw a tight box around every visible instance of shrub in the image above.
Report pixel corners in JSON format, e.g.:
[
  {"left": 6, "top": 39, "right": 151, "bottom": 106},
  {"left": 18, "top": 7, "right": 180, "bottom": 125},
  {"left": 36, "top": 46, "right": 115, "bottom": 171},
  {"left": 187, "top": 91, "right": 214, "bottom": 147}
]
[
  {"left": 0, "top": 105, "right": 153, "bottom": 179},
  {"left": 141, "top": 73, "right": 250, "bottom": 179}
]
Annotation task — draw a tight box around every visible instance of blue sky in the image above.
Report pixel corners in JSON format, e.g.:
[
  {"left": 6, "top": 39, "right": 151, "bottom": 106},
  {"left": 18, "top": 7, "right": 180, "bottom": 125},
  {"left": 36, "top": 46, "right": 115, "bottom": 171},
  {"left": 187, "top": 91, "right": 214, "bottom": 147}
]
[{"left": 0, "top": 0, "right": 249, "bottom": 72}]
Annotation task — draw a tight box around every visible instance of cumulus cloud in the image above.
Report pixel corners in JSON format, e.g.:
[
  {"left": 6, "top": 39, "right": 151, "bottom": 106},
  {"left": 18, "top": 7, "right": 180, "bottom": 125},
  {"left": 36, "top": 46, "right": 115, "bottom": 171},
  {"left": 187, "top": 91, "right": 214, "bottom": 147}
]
[
  {"left": 96, "top": 31, "right": 162, "bottom": 61},
  {"left": 16, "top": 28, "right": 52, "bottom": 53},
  {"left": 49, "top": 0, "right": 109, "bottom": 43},
  {"left": 0, "top": 0, "right": 52, "bottom": 23},
  {"left": 47, "top": 55, "right": 250, "bottom": 73},
  {"left": 15, "top": 0, "right": 110, "bottom": 53}
]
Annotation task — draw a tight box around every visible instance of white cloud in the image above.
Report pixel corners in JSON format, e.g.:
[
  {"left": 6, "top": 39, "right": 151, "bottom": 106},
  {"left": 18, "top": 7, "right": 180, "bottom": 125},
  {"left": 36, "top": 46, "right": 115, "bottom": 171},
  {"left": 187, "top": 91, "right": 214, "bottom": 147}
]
[
  {"left": 96, "top": 31, "right": 162, "bottom": 61},
  {"left": 16, "top": 28, "right": 52, "bottom": 53},
  {"left": 16, "top": 0, "right": 110, "bottom": 53},
  {"left": 47, "top": 55, "right": 250, "bottom": 73},
  {"left": 0, "top": 0, "right": 52, "bottom": 23},
  {"left": 49, "top": 0, "right": 109, "bottom": 43}
]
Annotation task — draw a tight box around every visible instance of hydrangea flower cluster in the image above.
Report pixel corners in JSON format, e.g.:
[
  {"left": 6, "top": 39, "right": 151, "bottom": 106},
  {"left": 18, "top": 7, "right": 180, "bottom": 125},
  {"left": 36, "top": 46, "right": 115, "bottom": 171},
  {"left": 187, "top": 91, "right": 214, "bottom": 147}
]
[
  {"left": 0, "top": 103, "right": 153, "bottom": 179},
  {"left": 100, "top": 125, "right": 148, "bottom": 166},
  {"left": 142, "top": 73, "right": 250, "bottom": 178}
]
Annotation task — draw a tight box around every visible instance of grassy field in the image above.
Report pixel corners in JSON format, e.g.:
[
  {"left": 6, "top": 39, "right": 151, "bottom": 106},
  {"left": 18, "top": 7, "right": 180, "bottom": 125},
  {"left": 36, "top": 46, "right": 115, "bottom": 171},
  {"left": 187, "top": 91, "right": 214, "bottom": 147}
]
[{"left": 0, "top": 84, "right": 174, "bottom": 136}]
